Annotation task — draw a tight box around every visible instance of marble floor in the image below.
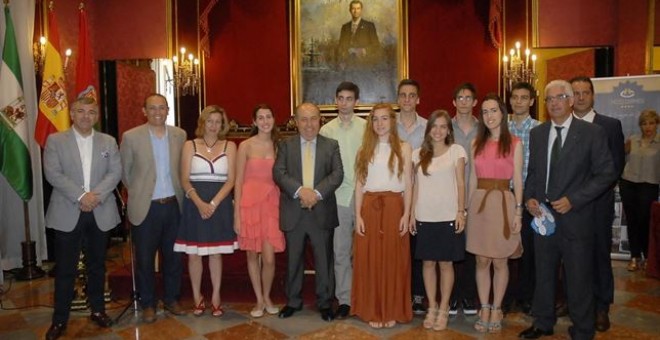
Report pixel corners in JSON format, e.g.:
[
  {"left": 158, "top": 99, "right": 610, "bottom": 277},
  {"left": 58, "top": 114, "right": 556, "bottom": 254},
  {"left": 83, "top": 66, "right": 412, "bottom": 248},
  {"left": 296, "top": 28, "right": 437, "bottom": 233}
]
[{"left": 1, "top": 242, "right": 659, "bottom": 339}]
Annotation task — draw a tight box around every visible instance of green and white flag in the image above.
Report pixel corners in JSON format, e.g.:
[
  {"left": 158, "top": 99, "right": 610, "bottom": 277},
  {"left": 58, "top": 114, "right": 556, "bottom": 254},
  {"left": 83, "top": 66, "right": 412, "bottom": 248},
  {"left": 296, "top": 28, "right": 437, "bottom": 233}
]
[{"left": 0, "top": 4, "right": 32, "bottom": 201}]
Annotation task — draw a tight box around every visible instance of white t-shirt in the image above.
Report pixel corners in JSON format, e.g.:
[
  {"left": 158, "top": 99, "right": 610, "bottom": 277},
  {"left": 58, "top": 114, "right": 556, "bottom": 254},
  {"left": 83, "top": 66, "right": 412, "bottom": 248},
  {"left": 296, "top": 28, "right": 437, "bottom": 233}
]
[
  {"left": 412, "top": 144, "right": 467, "bottom": 222},
  {"left": 363, "top": 142, "right": 406, "bottom": 193}
]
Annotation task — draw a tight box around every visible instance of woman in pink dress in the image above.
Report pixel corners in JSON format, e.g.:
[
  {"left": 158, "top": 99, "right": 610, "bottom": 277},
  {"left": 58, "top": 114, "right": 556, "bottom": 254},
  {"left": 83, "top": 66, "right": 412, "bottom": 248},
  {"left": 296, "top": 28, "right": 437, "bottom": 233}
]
[
  {"left": 466, "top": 94, "right": 523, "bottom": 333},
  {"left": 234, "top": 104, "right": 285, "bottom": 318}
]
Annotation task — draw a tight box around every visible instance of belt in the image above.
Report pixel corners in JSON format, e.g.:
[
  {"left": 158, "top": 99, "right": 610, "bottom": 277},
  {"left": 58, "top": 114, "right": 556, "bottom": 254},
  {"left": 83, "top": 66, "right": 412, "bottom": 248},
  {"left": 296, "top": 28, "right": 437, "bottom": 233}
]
[
  {"left": 476, "top": 178, "right": 511, "bottom": 240},
  {"left": 152, "top": 195, "right": 177, "bottom": 204}
]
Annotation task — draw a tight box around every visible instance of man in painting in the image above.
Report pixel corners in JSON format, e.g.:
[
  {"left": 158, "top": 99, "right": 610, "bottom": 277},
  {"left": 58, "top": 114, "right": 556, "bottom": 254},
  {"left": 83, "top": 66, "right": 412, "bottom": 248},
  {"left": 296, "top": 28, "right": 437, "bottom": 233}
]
[{"left": 337, "top": 0, "right": 382, "bottom": 69}]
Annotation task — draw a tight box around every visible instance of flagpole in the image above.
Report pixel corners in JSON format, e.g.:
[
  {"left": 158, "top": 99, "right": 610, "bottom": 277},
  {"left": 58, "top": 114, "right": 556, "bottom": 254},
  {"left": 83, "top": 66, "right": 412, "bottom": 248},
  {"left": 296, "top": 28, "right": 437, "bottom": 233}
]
[{"left": 15, "top": 202, "right": 45, "bottom": 280}]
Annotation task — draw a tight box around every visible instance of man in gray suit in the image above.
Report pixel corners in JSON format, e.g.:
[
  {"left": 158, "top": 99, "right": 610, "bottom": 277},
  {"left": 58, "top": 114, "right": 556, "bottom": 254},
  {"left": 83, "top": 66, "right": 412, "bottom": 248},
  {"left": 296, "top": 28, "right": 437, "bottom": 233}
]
[
  {"left": 120, "top": 93, "right": 187, "bottom": 323},
  {"left": 44, "top": 98, "right": 122, "bottom": 340},
  {"left": 519, "top": 80, "right": 616, "bottom": 340},
  {"left": 273, "top": 103, "right": 343, "bottom": 321}
]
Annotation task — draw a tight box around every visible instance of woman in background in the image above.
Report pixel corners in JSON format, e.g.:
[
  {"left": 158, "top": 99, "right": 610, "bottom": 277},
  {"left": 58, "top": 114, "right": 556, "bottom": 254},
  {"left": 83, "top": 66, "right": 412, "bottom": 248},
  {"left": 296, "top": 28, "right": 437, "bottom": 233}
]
[
  {"left": 466, "top": 94, "right": 523, "bottom": 333},
  {"left": 174, "top": 105, "right": 238, "bottom": 317},
  {"left": 619, "top": 109, "right": 659, "bottom": 271},
  {"left": 234, "top": 104, "right": 285, "bottom": 317},
  {"left": 410, "top": 110, "right": 467, "bottom": 331},
  {"left": 352, "top": 103, "right": 413, "bottom": 329}
]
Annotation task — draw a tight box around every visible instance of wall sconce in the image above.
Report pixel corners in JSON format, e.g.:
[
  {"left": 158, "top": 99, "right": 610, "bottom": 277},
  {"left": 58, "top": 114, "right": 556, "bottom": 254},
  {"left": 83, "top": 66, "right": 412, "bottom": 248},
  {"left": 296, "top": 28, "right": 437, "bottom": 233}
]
[
  {"left": 502, "top": 41, "right": 538, "bottom": 93},
  {"left": 32, "top": 36, "right": 73, "bottom": 76},
  {"left": 171, "top": 47, "right": 200, "bottom": 96}
]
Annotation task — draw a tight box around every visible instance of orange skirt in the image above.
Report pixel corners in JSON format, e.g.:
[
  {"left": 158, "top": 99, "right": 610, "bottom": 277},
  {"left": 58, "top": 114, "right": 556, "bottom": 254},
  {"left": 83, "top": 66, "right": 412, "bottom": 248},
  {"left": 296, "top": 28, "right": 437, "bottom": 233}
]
[{"left": 351, "top": 191, "right": 412, "bottom": 323}]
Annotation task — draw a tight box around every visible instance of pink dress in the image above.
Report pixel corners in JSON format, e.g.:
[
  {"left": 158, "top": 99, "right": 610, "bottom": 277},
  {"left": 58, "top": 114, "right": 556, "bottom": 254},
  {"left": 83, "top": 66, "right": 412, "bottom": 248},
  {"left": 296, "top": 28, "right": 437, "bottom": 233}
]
[
  {"left": 466, "top": 138, "right": 522, "bottom": 259},
  {"left": 237, "top": 158, "right": 285, "bottom": 253}
]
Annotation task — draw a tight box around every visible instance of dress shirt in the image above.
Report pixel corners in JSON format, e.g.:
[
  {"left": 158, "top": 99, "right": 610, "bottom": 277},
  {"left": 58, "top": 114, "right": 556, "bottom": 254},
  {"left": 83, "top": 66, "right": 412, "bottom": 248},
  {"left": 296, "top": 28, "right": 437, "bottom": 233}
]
[
  {"left": 294, "top": 136, "right": 322, "bottom": 199},
  {"left": 509, "top": 114, "right": 540, "bottom": 183},
  {"left": 149, "top": 128, "right": 175, "bottom": 200},
  {"left": 574, "top": 109, "right": 595, "bottom": 123},
  {"left": 319, "top": 114, "right": 366, "bottom": 206},
  {"left": 397, "top": 112, "right": 427, "bottom": 150},
  {"left": 73, "top": 127, "right": 94, "bottom": 194}
]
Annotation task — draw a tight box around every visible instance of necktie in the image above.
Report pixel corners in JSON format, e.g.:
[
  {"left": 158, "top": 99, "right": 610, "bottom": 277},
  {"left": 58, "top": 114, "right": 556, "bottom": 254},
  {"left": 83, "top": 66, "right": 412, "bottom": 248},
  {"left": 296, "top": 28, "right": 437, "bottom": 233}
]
[
  {"left": 303, "top": 141, "right": 314, "bottom": 188},
  {"left": 351, "top": 23, "right": 358, "bottom": 34},
  {"left": 547, "top": 126, "right": 564, "bottom": 193},
  {"left": 550, "top": 126, "right": 563, "bottom": 170}
]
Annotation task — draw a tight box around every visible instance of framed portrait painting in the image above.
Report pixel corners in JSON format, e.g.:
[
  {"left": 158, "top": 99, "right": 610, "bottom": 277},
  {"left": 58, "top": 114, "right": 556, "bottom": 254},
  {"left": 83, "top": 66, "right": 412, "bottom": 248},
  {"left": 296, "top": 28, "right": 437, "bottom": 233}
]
[{"left": 290, "top": 0, "right": 408, "bottom": 112}]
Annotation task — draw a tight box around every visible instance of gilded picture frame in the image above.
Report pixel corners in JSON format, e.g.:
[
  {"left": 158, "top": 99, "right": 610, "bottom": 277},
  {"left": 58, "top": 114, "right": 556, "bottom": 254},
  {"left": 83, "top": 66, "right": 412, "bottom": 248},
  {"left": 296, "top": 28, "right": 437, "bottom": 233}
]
[{"left": 290, "top": 0, "right": 408, "bottom": 113}]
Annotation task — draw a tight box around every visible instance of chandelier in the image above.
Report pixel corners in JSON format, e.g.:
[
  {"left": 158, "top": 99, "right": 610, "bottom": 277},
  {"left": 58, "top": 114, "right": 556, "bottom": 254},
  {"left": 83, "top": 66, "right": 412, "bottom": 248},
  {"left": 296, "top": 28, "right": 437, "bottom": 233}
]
[
  {"left": 171, "top": 47, "right": 200, "bottom": 96},
  {"left": 502, "top": 41, "right": 537, "bottom": 93}
]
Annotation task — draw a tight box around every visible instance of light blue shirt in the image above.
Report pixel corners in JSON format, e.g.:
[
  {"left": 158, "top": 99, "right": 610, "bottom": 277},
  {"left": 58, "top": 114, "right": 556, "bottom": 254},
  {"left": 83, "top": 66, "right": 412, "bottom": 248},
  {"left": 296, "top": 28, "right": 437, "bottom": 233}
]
[
  {"left": 509, "top": 115, "right": 540, "bottom": 183},
  {"left": 397, "top": 113, "right": 427, "bottom": 149},
  {"left": 149, "top": 128, "right": 175, "bottom": 200}
]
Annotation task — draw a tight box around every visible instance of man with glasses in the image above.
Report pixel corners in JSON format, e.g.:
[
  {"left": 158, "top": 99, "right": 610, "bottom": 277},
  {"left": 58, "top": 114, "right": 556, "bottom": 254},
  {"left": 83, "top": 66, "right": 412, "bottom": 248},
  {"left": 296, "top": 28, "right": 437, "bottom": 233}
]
[
  {"left": 319, "top": 82, "right": 366, "bottom": 319},
  {"left": 505, "top": 82, "right": 540, "bottom": 315},
  {"left": 396, "top": 79, "right": 427, "bottom": 315},
  {"left": 120, "top": 93, "right": 188, "bottom": 323},
  {"left": 520, "top": 80, "right": 615, "bottom": 339},
  {"left": 570, "top": 76, "right": 625, "bottom": 332},
  {"left": 449, "top": 82, "right": 479, "bottom": 316}
]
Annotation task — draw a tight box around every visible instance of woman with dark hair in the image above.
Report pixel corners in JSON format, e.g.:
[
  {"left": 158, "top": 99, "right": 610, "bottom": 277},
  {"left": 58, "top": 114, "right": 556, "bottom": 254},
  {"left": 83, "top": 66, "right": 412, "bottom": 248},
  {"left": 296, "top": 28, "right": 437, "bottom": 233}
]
[
  {"left": 352, "top": 103, "right": 413, "bottom": 329},
  {"left": 619, "top": 109, "right": 659, "bottom": 271},
  {"left": 466, "top": 94, "right": 523, "bottom": 333},
  {"left": 410, "top": 109, "right": 467, "bottom": 331},
  {"left": 174, "top": 105, "right": 238, "bottom": 317},
  {"left": 234, "top": 104, "right": 284, "bottom": 317}
]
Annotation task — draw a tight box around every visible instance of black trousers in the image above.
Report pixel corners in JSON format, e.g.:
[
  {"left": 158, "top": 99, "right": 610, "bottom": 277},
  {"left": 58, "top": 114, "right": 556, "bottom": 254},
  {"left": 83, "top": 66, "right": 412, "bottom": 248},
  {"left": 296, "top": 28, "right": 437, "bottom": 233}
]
[
  {"left": 52, "top": 212, "right": 109, "bottom": 324},
  {"left": 409, "top": 234, "right": 426, "bottom": 299},
  {"left": 505, "top": 209, "right": 535, "bottom": 304},
  {"left": 451, "top": 252, "right": 477, "bottom": 302},
  {"left": 619, "top": 180, "right": 659, "bottom": 258},
  {"left": 592, "top": 190, "right": 615, "bottom": 312}
]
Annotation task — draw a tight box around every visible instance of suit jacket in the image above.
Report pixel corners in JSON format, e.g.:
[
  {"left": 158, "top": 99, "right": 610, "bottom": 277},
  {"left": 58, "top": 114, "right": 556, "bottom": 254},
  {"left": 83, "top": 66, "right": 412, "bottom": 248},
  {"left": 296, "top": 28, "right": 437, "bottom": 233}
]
[
  {"left": 273, "top": 134, "right": 343, "bottom": 231},
  {"left": 590, "top": 112, "right": 626, "bottom": 213},
  {"left": 44, "top": 129, "right": 122, "bottom": 232},
  {"left": 337, "top": 19, "right": 381, "bottom": 63},
  {"left": 524, "top": 119, "right": 616, "bottom": 239},
  {"left": 120, "top": 124, "right": 186, "bottom": 225}
]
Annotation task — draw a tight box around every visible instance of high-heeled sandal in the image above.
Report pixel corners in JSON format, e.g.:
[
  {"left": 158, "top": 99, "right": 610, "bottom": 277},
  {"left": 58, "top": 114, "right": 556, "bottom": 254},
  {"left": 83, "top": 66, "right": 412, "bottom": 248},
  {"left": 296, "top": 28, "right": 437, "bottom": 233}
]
[
  {"left": 627, "top": 258, "right": 639, "bottom": 271},
  {"left": 211, "top": 304, "right": 224, "bottom": 317},
  {"left": 423, "top": 307, "right": 437, "bottom": 329},
  {"left": 433, "top": 308, "right": 449, "bottom": 331},
  {"left": 474, "top": 304, "right": 490, "bottom": 333},
  {"left": 192, "top": 297, "right": 206, "bottom": 316},
  {"left": 488, "top": 306, "right": 503, "bottom": 333}
]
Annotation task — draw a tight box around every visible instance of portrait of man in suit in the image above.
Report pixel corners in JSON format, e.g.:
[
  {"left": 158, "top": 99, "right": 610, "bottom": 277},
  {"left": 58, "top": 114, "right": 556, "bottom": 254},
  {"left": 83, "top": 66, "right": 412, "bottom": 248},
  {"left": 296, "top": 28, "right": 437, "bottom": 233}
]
[
  {"left": 44, "top": 98, "right": 122, "bottom": 340},
  {"left": 273, "top": 103, "right": 343, "bottom": 322},
  {"left": 120, "top": 93, "right": 188, "bottom": 323},
  {"left": 520, "top": 80, "right": 616, "bottom": 340},
  {"left": 337, "top": 0, "right": 383, "bottom": 69}
]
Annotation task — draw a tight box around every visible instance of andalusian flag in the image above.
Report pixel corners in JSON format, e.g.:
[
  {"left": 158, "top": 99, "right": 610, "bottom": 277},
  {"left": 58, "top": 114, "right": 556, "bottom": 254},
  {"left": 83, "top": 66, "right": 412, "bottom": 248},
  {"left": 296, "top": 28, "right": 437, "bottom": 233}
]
[
  {"left": 75, "top": 1, "right": 97, "bottom": 101},
  {"left": 0, "top": 3, "right": 33, "bottom": 201},
  {"left": 35, "top": 2, "right": 69, "bottom": 148}
]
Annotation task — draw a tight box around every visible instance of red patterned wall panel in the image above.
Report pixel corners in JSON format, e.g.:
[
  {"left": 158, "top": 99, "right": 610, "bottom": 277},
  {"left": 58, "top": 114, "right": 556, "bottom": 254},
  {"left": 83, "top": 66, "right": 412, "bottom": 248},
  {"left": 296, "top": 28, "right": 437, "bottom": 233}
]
[
  {"left": 546, "top": 50, "right": 595, "bottom": 82},
  {"left": 116, "top": 63, "right": 156, "bottom": 142}
]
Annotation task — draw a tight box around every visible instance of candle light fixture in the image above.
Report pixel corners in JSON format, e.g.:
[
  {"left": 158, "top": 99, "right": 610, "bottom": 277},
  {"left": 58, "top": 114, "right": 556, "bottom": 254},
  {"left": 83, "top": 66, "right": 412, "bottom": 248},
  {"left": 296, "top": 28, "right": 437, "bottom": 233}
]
[
  {"left": 171, "top": 46, "right": 200, "bottom": 96},
  {"left": 502, "top": 41, "right": 538, "bottom": 93}
]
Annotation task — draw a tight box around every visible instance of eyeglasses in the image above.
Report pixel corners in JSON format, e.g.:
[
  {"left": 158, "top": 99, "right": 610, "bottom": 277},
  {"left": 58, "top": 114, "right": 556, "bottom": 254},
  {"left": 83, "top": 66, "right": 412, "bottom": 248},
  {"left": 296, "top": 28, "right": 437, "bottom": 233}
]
[
  {"left": 544, "top": 94, "right": 571, "bottom": 103},
  {"left": 456, "top": 96, "right": 473, "bottom": 102}
]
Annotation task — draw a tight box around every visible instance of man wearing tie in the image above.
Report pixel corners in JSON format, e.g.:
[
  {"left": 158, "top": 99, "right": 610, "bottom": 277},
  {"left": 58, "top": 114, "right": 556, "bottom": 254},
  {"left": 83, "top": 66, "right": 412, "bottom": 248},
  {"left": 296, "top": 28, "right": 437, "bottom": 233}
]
[
  {"left": 273, "top": 103, "right": 343, "bottom": 321},
  {"left": 519, "top": 80, "right": 616, "bottom": 340},
  {"left": 44, "top": 98, "right": 122, "bottom": 340},
  {"left": 570, "top": 76, "right": 625, "bottom": 332}
]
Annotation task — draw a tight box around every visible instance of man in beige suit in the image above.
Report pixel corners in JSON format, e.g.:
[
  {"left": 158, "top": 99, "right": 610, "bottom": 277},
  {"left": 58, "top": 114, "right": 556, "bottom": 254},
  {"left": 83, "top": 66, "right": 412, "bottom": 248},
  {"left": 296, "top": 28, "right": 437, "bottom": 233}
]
[
  {"left": 120, "top": 93, "right": 187, "bottom": 323},
  {"left": 44, "top": 98, "right": 122, "bottom": 340}
]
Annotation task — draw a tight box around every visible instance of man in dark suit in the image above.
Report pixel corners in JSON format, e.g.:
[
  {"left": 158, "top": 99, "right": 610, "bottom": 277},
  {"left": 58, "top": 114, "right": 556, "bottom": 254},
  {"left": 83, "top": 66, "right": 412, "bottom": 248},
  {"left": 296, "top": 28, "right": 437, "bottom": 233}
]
[
  {"left": 337, "top": 0, "right": 382, "bottom": 68},
  {"left": 44, "top": 98, "right": 122, "bottom": 340},
  {"left": 519, "top": 80, "right": 616, "bottom": 340},
  {"left": 570, "top": 76, "right": 625, "bottom": 332},
  {"left": 273, "top": 103, "right": 343, "bottom": 321}
]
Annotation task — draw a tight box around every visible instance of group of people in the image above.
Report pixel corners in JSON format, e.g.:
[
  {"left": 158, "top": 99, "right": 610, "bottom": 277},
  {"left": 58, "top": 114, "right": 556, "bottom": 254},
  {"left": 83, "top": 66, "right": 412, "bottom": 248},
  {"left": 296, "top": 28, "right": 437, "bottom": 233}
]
[{"left": 43, "top": 76, "right": 658, "bottom": 340}]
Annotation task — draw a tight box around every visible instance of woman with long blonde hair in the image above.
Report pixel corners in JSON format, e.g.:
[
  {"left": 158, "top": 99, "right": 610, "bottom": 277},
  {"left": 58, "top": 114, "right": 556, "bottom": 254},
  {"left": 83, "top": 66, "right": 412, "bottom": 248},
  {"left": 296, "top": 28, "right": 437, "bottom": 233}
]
[{"left": 352, "top": 103, "right": 413, "bottom": 329}]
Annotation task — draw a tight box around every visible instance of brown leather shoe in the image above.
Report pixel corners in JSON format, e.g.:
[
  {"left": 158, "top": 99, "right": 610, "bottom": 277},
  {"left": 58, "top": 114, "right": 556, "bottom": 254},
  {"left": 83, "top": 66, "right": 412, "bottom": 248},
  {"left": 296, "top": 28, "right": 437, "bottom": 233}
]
[
  {"left": 595, "top": 310, "right": 610, "bottom": 332},
  {"left": 164, "top": 302, "right": 187, "bottom": 316},
  {"left": 142, "top": 307, "right": 157, "bottom": 323},
  {"left": 45, "top": 323, "right": 66, "bottom": 340}
]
